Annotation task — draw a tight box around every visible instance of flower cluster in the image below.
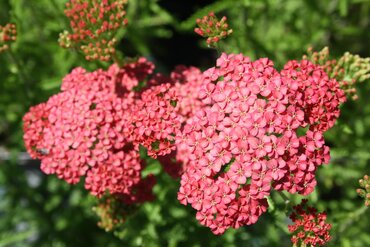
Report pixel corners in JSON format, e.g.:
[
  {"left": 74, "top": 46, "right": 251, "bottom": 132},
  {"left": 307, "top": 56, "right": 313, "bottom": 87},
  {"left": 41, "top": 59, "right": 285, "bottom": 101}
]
[
  {"left": 288, "top": 199, "right": 332, "bottom": 246},
  {"left": 128, "top": 83, "right": 182, "bottom": 158},
  {"left": 177, "top": 53, "right": 345, "bottom": 234},
  {"left": 171, "top": 66, "right": 205, "bottom": 119},
  {"left": 194, "top": 12, "right": 232, "bottom": 47},
  {"left": 59, "top": 0, "right": 128, "bottom": 61},
  {"left": 304, "top": 47, "right": 370, "bottom": 100},
  {"left": 23, "top": 58, "right": 177, "bottom": 202},
  {"left": 157, "top": 66, "right": 206, "bottom": 178},
  {"left": 356, "top": 174, "right": 370, "bottom": 207},
  {"left": 0, "top": 23, "right": 16, "bottom": 53}
]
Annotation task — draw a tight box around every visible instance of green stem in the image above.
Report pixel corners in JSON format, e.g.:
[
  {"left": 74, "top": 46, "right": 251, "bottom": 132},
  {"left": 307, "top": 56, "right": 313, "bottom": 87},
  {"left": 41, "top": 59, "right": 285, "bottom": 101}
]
[
  {"left": 278, "top": 191, "right": 291, "bottom": 205},
  {"left": 112, "top": 51, "right": 124, "bottom": 67},
  {"left": 6, "top": 48, "right": 32, "bottom": 104},
  {"left": 337, "top": 206, "right": 368, "bottom": 235}
]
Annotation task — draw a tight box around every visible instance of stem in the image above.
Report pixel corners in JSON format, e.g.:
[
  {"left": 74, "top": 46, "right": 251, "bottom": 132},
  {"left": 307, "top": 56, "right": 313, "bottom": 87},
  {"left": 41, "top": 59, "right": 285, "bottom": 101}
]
[
  {"left": 112, "top": 51, "right": 124, "bottom": 67},
  {"left": 6, "top": 48, "right": 32, "bottom": 104},
  {"left": 338, "top": 206, "right": 367, "bottom": 233},
  {"left": 213, "top": 42, "right": 221, "bottom": 56},
  {"left": 278, "top": 191, "right": 291, "bottom": 206}
]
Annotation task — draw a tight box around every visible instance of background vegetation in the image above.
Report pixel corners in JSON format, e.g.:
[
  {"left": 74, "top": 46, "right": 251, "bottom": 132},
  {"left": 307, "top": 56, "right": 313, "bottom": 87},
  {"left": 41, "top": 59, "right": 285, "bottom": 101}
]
[{"left": 0, "top": 0, "right": 369, "bottom": 246}]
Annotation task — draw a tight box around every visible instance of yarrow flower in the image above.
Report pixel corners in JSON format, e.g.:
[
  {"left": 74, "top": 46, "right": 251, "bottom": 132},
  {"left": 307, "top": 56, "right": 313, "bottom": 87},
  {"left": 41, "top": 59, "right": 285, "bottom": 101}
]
[
  {"left": 194, "top": 12, "right": 233, "bottom": 47},
  {"left": 23, "top": 58, "right": 179, "bottom": 201},
  {"left": 303, "top": 47, "right": 370, "bottom": 100},
  {"left": 356, "top": 174, "right": 370, "bottom": 207},
  {"left": 59, "top": 0, "right": 129, "bottom": 61},
  {"left": 288, "top": 199, "right": 332, "bottom": 246},
  {"left": 177, "top": 53, "right": 345, "bottom": 234},
  {"left": 158, "top": 66, "right": 207, "bottom": 178},
  {"left": 0, "top": 23, "right": 16, "bottom": 53}
]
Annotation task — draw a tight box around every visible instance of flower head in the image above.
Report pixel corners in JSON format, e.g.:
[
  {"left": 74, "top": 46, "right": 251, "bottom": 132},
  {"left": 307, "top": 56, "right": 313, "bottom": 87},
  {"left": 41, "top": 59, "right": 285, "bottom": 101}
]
[
  {"left": 289, "top": 199, "right": 332, "bottom": 246},
  {"left": 177, "top": 53, "right": 344, "bottom": 234},
  {"left": 23, "top": 58, "right": 170, "bottom": 201}
]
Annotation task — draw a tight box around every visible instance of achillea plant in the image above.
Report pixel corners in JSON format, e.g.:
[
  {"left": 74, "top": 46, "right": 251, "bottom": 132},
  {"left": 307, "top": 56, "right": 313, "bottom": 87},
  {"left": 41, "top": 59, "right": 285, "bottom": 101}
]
[
  {"left": 0, "top": 23, "right": 16, "bottom": 52},
  {"left": 303, "top": 47, "right": 370, "bottom": 100},
  {"left": 59, "top": 0, "right": 128, "bottom": 61},
  {"left": 289, "top": 199, "right": 332, "bottom": 247},
  {"left": 194, "top": 12, "right": 233, "bottom": 47},
  {"left": 177, "top": 53, "right": 345, "bottom": 234},
  {"left": 23, "top": 55, "right": 206, "bottom": 201},
  {"left": 357, "top": 175, "right": 370, "bottom": 207}
]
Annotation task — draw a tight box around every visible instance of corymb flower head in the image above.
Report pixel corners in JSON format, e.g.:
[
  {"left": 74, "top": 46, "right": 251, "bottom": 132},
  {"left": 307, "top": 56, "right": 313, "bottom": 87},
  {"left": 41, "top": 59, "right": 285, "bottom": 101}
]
[
  {"left": 177, "top": 53, "right": 345, "bottom": 234},
  {"left": 23, "top": 58, "right": 169, "bottom": 200},
  {"left": 0, "top": 23, "right": 16, "bottom": 53},
  {"left": 59, "top": 0, "right": 129, "bottom": 61},
  {"left": 289, "top": 199, "right": 332, "bottom": 246},
  {"left": 194, "top": 12, "right": 233, "bottom": 47}
]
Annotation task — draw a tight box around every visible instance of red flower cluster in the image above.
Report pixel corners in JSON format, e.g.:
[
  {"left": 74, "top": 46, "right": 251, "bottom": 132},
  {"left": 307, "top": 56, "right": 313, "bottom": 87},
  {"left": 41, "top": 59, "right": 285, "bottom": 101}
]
[
  {"left": 289, "top": 199, "right": 332, "bottom": 246},
  {"left": 59, "top": 0, "right": 128, "bottom": 61},
  {"left": 194, "top": 12, "right": 233, "bottom": 46},
  {"left": 23, "top": 58, "right": 180, "bottom": 201},
  {"left": 23, "top": 56, "right": 207, "bottom": 201},
  {"left": 157, "top": 66, "right": 207, "bottom": 178},
  {"left": 0, "top": 23, "right": 16, "bottom": 52},
  {"left": 128, "top": 83, "right": 181, "bottom": 158},
  {"left": 171, "top": 66, "right": 205, "bottom": 119},
  {"left": 177, "top": 53, "right": 345, "bottom": 234}
]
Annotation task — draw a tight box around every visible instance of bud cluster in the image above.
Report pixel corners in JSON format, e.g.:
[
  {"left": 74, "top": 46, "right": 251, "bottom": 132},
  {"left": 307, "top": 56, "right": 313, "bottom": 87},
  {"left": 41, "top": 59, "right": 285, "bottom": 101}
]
[
  {"left": 0, "top": 23, "right": 17, "bottom": 53},
  {"left": 93, "top": 175, "right": 155, "bottom": 232},
  {"left": 92, "top": 196, "right": 133, "bottom": 232},
  {"left": 194, "top": 12, "right": 233, "bottom": 47},
  {"left": 288, "top": 199, "right": 332, "bottom": 246},
  {"left": 357, "top": 174, "right": 370, "bottom": 207},
  {"left": 59, "top": 0, "right": 129, "bottom": 61},
  {"left": 303, "top": 47, "right": 370, "bottom": 100}
]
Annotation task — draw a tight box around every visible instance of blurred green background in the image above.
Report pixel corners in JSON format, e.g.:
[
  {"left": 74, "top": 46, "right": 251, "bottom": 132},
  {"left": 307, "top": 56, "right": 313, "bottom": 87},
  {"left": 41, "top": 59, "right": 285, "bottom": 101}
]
[{"left": 0, "top": 0, "right": 369, "bottom": 246}]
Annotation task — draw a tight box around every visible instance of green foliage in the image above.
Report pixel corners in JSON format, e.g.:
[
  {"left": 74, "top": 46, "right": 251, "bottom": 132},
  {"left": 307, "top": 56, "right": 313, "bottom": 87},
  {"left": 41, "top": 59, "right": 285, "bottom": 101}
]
[{"left": 0, "top": 0, "right": 369, "bottom": 246}]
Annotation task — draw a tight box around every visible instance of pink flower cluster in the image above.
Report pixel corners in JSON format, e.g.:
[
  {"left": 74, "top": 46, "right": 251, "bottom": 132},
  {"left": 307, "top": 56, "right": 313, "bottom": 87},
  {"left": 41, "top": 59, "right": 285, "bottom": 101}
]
[
  {"left": 158, "top": 66, "right": 207, "bottom": 178},
  {"left": 23, "top": 58, "right": 180, "bottom": 201},
  {"left": 177, "top": 53, "right": 345, "bottom": 234},
  {"left": 289, "top": 199, "right": 332, "bottom": 246}
]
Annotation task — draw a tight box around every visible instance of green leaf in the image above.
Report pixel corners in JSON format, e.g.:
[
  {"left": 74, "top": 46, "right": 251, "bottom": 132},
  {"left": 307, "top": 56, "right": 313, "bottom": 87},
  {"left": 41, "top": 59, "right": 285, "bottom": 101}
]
[{"left": 339, "top": 0, "right": 349, "bottom": 17}]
